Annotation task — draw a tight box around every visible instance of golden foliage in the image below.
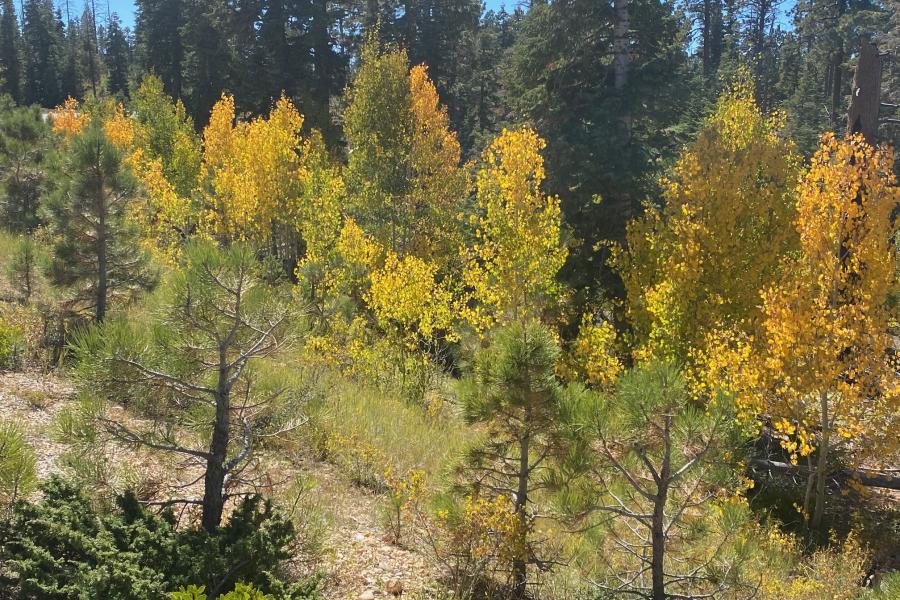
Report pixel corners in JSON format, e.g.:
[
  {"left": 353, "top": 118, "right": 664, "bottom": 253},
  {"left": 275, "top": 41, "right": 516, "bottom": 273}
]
[
  {"left": 616, "top": 80, "right": 799, "bottom": 364},
  {"left": 344, "top": 40, "right": 468, "bottom": 268},
  {"left": 701, "top": 133, "right": 900, "bottom": 468},
  {"left": 435, "top": 494, "right": 527, "bottom": 572},
  {"left": 463, "top": 128, "right": 567, "bottom": 330},
  {"left": 50, "top": 97, "right": 87, "bottom": 138},
  {"left": 563, "top": 313, "right": 622, "bottom": 387},
  {"left": 367, "top": 251, "right": 457, "bottom": 342},
  {"left": 202, "top": 95, "right": 306, "bottom": 240}
]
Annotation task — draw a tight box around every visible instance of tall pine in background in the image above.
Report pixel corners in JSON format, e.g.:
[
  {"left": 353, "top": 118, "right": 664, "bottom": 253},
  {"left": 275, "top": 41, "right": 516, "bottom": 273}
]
[
  {"left": 23, "top": 0, "right": 66, "bottom": 107},
  {"left": 135, "top": 0, "right": 184, "bottom": 99},
  {"left": 104, "top": 14, "right": 130, "bottom": 97},
  {"left": 0, "top": 0, "right": 21, "bottom": 103},
  {"left": 506, "top": 0, "right": 690, "bottom": 300}
]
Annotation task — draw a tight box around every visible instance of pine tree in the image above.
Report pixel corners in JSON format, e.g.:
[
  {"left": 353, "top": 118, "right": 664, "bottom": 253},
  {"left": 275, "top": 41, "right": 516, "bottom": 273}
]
[
  {"left": 103, "top": 14, "right": 130, "bottom": 98},
  {"left": 180, "top": 0, "right": 231, "bottom": 126},
  {"left": 77, "top": 3, "right": 100, "bottom": 98},
  {"left": 457, "top": 320, "right": 567, "bottom": 598},
  {"left": 0, "top": 0, "right": 22, "bottom": 103},
  {"left": 73, "top": 241, "right": 296, "bottom": 533},
  {"left": 135, "top": 0, "right": 185, "bottom": 99},
  {"left": 449, "top": 8, "right": 518, "bottom": 156},
  {"left": 59, "top": 12, "right": 83, "bottom": 101},
  {"left": 506, "top": 0, "right": 690, "bottom": 296},
  {"left": 0, "top": 421, "right": 37, "bottom": 509},
  {"left": 43, "top": 120, "right": 156, "bottom": 322},
  {"left": 561, "top": 362, "right": 751, "bottom": 600},
  {"left": 0, "top": 102, "right": 51, "bottom": 233},
  {"left": 22, "top": 0, "right": 66, "bottom": 107}
]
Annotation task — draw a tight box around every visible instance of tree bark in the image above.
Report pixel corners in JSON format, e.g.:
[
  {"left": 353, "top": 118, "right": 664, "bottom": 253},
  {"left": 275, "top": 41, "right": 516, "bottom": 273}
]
[
  {"left": 612, "top": 0, "right": 632, "bottom": 135},
  {"left": 651, "top": 416, "right": 672, "bottom": 600},
  {"left": 95, "top": 141, "right": 107, "bottom": 323},
  {"left": 811, "top": 391, "right": 830, "bottom": 530},
  {"left": 846, "top": 38, "right": 883, "bottom": 145},
  {"left": 748, "top": 460, "right": 900, "bottom": 491},
  {"left": 201, "top": 348, "right": 231, "bottom": 533},
  {"left": 701, "top": 0, "right": 712, "bottom": 76},
  {"left": 512, "top": 418, "right": 530, "bottom": 599},
  {"left": 830, "top": 44, "right": 844, "bottom": 131},
  {"left": 366, "top": 0, "right": 379, "bottom": 29}
]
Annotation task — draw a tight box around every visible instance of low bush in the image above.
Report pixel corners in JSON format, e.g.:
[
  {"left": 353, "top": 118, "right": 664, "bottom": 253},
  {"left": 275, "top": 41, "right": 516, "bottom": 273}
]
[
  {"left": 0, "top": 477, "right": 322, "bottom": 599},
  {"left": 0, "top": 317, "right": 23, "bottom": 370},
  {"left": 0, "top": 421, "right": 37, "bottom": 509}
]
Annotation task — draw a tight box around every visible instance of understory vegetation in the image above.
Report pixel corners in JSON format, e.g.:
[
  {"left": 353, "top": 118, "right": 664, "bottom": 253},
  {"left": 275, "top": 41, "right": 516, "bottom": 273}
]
[{"left": 0, "top": 3, "right": 900, "bottom": 599}]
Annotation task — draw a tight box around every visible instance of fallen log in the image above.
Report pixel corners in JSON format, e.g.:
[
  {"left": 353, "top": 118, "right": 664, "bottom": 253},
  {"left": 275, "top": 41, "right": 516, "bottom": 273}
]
[{"left": 749, "top": 458, "right": 900, "bottom": 491}]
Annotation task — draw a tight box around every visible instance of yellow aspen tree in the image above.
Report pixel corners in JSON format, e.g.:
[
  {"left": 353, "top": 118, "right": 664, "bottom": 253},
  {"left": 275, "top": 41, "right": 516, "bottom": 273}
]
[
  {"left": 199, "top": 93, "right": 346, "bottom": 280},
  {"left": 704, "top": 134, "right": 900, "bottom": 530},
  {"left": 616, "top": 80, "right": 799, "bottom": 364},
  {"left": 323, "top": 217, "right": 457, "bottom": 346},
  {"left": 366, "top": 251, "right": 457, "bottom": 344},
  {"left": 462, "top": 128, "right": 568, "bottom": 331},
  {"left": 294, "top": 131, "right": 344, "bottom": 263},
  {"left": 563, "top": 313, "right": 623, "bottom": 388},
  {"left": 50, "top": 97, "right": 87, "bottom": 138},
  {"left": 406, "top": 65, "right": 470, "bottom": 263},
  {"left": 343, "top": 37, "right": 469, "bottom": 270},
  {"left": 340, "top": 39, "right": 466, "bottom": 345},
  {"left": 103, "top": 77, "right": 203, "bottom": 257},
  {"left": 201, "top": 94, "right": 304, "bottom": 241}
]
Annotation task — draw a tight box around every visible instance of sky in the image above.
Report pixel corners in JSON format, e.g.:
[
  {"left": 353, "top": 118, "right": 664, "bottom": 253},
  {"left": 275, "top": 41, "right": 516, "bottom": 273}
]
[{"left": 29, "top": 0, "right": 514, "bottom": 29}]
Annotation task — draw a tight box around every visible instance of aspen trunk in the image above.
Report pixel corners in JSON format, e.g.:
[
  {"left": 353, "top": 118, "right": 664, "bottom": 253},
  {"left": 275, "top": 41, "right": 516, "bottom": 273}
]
[{"left": 811, "top": 391, "right": 830, "bottom": 530}]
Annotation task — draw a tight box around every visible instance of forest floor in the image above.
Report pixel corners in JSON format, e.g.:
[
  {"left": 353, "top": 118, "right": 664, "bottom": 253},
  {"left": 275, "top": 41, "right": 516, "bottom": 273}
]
[{"left": 0, "top": 371, "right": 445, "bottom": 600}]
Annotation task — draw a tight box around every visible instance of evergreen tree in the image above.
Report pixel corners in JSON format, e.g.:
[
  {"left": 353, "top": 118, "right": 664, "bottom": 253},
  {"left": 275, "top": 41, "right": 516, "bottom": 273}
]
[
  {"left": 397, "top": 0, "right": 481, "bottom": 128},
  {"left": 450, "top": 8, "right": 520, "bottom": 156},
  {"left": 180, "top": 0, "right": 231, "bottom": 125},
  {"left": 77, "top": 3, "right": 100, "bottom": 97},
  {"left": 73, "top": 242, "right": 296, "bottom": 533},
  {"left": 561, "top": 363, "right": 750, "bottom": 600},
  {"left": 104, "top": 14, "right": 130, "bottom": 97},
  {"left": 0, "top": 0, "right": 22, "bottom": 103},
  {"left": 43, "top": 120, "right": 156, "bottom": 322},
  {"left": 687, "top": 0, "right": 726, "bottom": 77},
  {"left": 135, "top": 0, "right": 185, "bottom": 99},
  {"left": 0, "top": 421, "right": 36, "bottom": 510},
  {"left": 22, "top": 0, "right": 66, "bottom": 107},
  {"left": 777, "top": 0, "right": 893, "bottom": 152},
  {"left": 59, "top": 12, "right": 84, "bottom": 101},
  {"left": 0, "top": 101, "right": 51, "bottom": 233},
  {"left": 506, "top": 0, "right": 690, "bottom": 298},
  {"left": 457, "top": 321, "right": 568, "bottom": 597},
  {"left": 0, "top": 477, "right": 316, "bottom": 597}
]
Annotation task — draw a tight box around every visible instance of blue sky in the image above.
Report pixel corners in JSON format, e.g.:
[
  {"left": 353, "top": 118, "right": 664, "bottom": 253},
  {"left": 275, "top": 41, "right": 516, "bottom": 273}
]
[{"left": 34, "top": 0, "right": 515, "bottom": 29}]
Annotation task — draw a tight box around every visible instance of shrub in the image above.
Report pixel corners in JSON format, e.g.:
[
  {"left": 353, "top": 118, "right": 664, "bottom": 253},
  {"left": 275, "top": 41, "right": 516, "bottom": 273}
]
[
  {"left": 428, "top": 493, "right": 526, "bottom": 599},
  {"left": 0, "top": 421, "right": 37, "bottom": 509},
  {"left": 0, "top": 318, "right": 23, "bottom": 370},
  {"left": 0, "top": 300, "right": 62, "bottom": 371},
  {"left": 757, "top": 529, "right": 869, "bottom": 600},
  {"left": 0, "top": 477, "right": 322, "bottom": 599},
  {"left": 172, "top": 582, "right": 275, "bottom": 599}
]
